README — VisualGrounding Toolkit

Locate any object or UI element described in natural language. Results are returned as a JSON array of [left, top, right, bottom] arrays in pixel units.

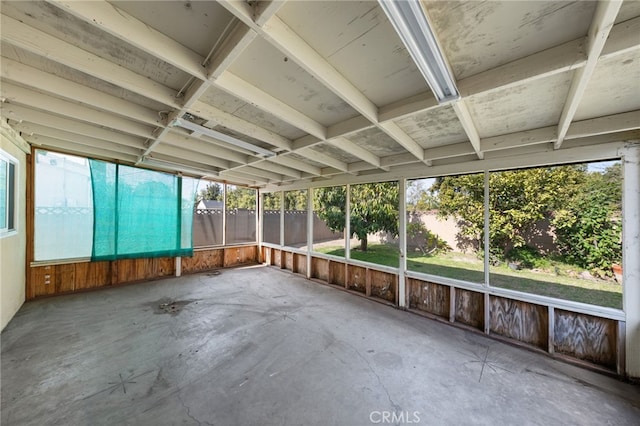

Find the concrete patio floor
[[1, 265, 639, 425]]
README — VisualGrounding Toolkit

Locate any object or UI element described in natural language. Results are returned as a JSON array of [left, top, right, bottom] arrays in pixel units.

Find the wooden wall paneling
[[75, 261, 110, 290], [329, 261, 345, 286], [347, 265, 366, 294], [449, 287, 456, 322], [31, 265, 55, 297], [408, 278, 421, 310], [490, 296, 548, 350], [116, 259, 137, 284], [455, 289, 484, 330], [310, 257, 329, 281], [413, 280, 450, 318], [223, 246, 257, 267], [370, 270, 396, 303], [182, 249, 224, 274], [272, 249, 282, 268], [365, 269, 372, 296], [284, 251, 294, 271], [54, 263, 75, 293], [617, 322, 626, 376], [155, 257, 175, 278], [554, 309, 617, 369], [294, 253, 307, 275], [263, 247, 271, 265]]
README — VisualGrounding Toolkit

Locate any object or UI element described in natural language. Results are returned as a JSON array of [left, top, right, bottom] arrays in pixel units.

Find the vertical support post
[[449, 286, 456, 323], [307, 187, 313, 279], [257, 189, 262, 262], [345, 184, 351, 261], [483, 170, 491, 335], [175, 257, 181, 277], [548, 306, 555, 354], [279, 190, 285, 247], [618, 321, 626, 377], [623, 144, 640, 378], [399, 178, 407, 308], [483, 170, 490, 287], [222, 184, 227, 246]]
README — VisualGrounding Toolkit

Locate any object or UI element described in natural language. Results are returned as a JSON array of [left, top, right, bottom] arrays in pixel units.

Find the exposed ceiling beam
[[152, 143, 229, 170], [25, 134, 140, 162], [424, 142, 477, 161], [566, 110, 640, 139], [215, 72, 327, 140], [162, 131, 249, 165], [254, 1, 287, 27], [297, 147, 350, 173], [1, 82, 155, 139], [267, 155, 322, 176], [9, 121, 145, 154], [328, 137, 387, 170], [0, 103, 146, 148], [377, 122, 425, 161], [249, 161, 303, 179], [1, 14, 180, 109], [451, 101, 483, 159], [207, 22, 257, 80], [219, 169, 270, 185], [221, 165, 283, 182], [47, 0, 208, 80], [555, 0, 622, 149], [1, 58, 160, 127]]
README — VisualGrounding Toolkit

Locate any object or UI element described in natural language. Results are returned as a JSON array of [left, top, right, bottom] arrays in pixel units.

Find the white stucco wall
[[0, 131, 27, 331]]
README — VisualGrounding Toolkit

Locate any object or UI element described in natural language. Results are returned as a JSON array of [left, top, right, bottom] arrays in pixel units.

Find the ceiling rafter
[[555, 0, 623, 149], [218, 0, 427, 165]]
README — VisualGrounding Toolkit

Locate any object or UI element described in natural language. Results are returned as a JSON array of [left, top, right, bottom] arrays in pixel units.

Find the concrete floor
[[1, 266, 639, 426]]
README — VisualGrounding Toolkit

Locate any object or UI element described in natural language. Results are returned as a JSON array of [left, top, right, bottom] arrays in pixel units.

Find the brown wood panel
[[554, 309, 617, 369], [223, 246, 258, 267], [31, 265, 55, 297], [273, 249, 282, 268], [182, 249, 224, 274], [455, 289, 484, 330], [262, 247, 271, 265], [347, 265, 366, 293], [294, 253, 307, 275], [408, 279, 450, 318], [329, 261, 345, 286], [54, 264, 75, 293], [155, 257, 175, 277], [490, 296, 548, 349], [370, 270, 396, 303], [115, 259, 139, 283], [284, 251, 294, 271], [311, 257, 329, 281], [74, 261, 110, 290]]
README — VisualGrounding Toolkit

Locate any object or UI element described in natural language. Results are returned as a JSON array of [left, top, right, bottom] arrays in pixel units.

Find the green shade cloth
[[90, 160, 197, 260]]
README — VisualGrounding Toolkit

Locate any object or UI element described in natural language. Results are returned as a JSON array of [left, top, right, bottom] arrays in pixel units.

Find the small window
[[0, 149, 17, 236]]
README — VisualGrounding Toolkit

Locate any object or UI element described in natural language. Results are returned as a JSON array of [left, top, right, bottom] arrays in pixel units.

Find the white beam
[[298, 147, 349, 173], [254, 1, 287, 27], [566, 110, 640, 140], [152, 143, 230, 170], [1, 15, 180, 109], [250, 161, 302, 179], [162, 131, 249, 165], [378, 121, 425, 161], [328, 137, 385, 170], [222, 165, 283, 182], [207, 22, 257, 80], [189, 101, 292, 151], [452, 101, 483, 159], [0, 57, 160, 126], [215, 72, 327, 140], [25, 134, 139, 162], [9, 121, 145, 153], [1, 82, 155, 139], [267, 155, 322, 176], [220, 169, 270, 185], [601, 15, 640, 59], [481, 127, 556, 152], [0, 103, 146, 147], [48, 0, 207, 80], [424, 142, 476, 161], [555, 0, 623, 149]]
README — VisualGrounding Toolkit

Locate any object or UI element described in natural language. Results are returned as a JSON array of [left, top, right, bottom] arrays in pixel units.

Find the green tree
[[314, 183, 399, 251], [226, 186, 256, 210], [284, 190, 307, 210], [552, 163, 622, 276], [197, 182, 222, 202], [433, 167, 586, 259], [263, 192, 281, 210]]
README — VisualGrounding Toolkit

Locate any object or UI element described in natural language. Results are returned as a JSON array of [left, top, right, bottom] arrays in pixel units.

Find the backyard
[[315, 243, 623, 309]]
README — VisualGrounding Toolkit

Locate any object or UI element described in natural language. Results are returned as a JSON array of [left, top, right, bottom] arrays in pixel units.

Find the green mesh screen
[[90, 160, 197, 260]]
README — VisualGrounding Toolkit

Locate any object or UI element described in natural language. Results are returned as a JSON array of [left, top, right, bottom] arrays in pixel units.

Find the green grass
[[315, 244, 622, 309]]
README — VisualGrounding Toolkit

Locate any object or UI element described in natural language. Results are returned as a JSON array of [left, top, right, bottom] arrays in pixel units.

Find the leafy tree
[[407, 179, 439, 212], [433, 167, 586, 259], [262, 192, 281, 210], [284, 190, 308, 211], [314, 183, 399, 251], [226, 186, 256, 210], [552, 164, 622, 276], [197, 182, 222, 202]]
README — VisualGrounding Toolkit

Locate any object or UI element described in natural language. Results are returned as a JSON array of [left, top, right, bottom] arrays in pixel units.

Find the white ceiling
[[1, 0, 639, 189]]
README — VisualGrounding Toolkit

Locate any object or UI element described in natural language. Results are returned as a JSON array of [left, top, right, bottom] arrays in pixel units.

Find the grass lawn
[[316, 244, 622, 309]]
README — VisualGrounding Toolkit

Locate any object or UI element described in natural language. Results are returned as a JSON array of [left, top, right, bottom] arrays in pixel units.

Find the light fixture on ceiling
[[171, 118, 276, 158], [378, 0, 460, 104]]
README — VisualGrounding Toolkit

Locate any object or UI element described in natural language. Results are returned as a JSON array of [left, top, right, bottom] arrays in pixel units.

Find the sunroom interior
[[1, 0, 639, 423]]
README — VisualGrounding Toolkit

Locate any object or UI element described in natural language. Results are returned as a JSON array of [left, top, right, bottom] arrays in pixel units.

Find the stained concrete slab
[[2, 265, 639, 425]]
